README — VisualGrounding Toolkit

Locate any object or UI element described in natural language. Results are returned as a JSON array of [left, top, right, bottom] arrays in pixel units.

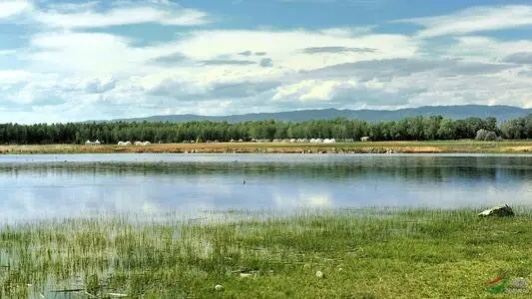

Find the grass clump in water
[[0, 209, 531, 298]]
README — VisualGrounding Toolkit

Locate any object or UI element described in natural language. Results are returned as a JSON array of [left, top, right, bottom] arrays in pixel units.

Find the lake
[[0, 154, 530, 222]]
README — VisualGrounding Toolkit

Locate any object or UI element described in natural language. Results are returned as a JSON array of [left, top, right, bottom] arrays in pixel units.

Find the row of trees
[[0, 115, 530, 144]]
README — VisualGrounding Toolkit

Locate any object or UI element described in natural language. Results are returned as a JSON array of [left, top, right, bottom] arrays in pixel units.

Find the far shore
[[0, 140, 531, 154]]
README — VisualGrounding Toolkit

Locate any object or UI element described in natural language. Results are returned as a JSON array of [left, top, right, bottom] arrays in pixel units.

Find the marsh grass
[[1, 209, 531, 298], [1, 140, 531, 155]]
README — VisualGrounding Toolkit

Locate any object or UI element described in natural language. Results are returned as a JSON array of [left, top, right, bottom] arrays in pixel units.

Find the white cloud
[[273, 80, 348, 102], [449, 36, 532, 62], [271, 77, 420, 108], [0, 0, 209, 28], [0, 0, 32, 19], [83, 78, 116, 94], [175, 30, 417, 71], [0, 70, 33, 85], [10, 26, 532, 121], [27, 32, 139, 74], [0, 49, 17, 56], [1, 2, 532, 122], [21, 27, 416, 94], [401, 5, 532, 38], [404, 70, 532, 108], [34, 3, 209, 28]]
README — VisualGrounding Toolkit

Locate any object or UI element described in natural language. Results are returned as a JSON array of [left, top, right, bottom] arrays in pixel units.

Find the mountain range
[[115, 105, 531, 123]]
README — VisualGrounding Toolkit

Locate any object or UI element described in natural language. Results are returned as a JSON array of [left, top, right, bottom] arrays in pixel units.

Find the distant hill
[[115, 105, 531, 123]]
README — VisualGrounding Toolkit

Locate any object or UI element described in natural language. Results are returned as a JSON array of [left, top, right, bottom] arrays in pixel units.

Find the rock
[[315, 271, 324, 278], [509, 277, 528, 290], [478, 205, 515, 217], [107, 293, 128, 298], [214, 284, 224, 291]]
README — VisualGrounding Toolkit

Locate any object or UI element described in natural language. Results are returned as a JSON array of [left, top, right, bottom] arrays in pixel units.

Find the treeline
[[0, 115, 530, 144]]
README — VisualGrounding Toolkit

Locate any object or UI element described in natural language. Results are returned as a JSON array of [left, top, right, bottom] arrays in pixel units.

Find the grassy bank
[[1, 209, 531, 298], [0, 140, 531, 155]]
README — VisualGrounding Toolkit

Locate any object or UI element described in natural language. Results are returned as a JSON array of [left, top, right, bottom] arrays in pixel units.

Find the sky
[[0, 0, 531, 123]]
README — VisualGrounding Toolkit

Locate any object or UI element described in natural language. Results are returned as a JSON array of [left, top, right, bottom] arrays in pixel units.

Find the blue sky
[[0, 0, 531, 123]]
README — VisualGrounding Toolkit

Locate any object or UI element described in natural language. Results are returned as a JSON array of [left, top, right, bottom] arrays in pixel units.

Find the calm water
[[0, 154, 530, 221]]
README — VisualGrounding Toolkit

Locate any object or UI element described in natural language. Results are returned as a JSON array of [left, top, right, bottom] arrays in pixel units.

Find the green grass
[[1, 209, 531, 298]]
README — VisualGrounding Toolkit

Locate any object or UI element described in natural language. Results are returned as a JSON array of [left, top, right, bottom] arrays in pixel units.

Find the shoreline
[[1, 209, 531, 298], [0, 140, 531, 155]]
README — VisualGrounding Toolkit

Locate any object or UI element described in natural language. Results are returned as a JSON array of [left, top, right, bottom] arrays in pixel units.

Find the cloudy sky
[[0, 0, 531, 123]]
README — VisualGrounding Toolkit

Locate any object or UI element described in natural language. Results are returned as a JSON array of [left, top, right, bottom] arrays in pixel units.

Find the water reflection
[[0, 154, 530, 221]]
